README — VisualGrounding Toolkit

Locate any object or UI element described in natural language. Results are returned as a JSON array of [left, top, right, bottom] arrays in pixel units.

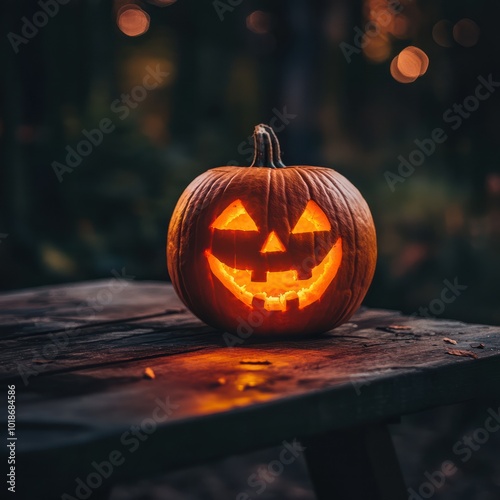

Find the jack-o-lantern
[[167, 125, 377, 336]]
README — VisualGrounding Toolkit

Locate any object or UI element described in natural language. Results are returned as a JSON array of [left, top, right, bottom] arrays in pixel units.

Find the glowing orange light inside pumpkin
[[207, 199, 342, 311], [117, 6, 150, 37], [292, 200, 332, 234], [211, 200, 258, 231], [205, 238, 342, 312], [260, 231, 286, 253]]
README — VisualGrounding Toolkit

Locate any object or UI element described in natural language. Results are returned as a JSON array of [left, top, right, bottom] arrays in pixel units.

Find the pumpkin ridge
[[173, 172, 225, 308], [264, 166, 272, 270], [326, 170, 375, 324], [277, 167, 291, 242], [333, 175, 360, 325], [168, 173, 213, 308], [338, 173, 376, 320], [317, 168, 358, 326]]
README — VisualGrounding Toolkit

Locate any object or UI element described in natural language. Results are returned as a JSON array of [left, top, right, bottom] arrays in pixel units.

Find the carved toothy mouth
[[205, 238, 342, 311]]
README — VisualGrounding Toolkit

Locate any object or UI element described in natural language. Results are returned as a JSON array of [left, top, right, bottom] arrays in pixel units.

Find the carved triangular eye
[[291, 200, 331, 234], [211, 200, 259, 231]]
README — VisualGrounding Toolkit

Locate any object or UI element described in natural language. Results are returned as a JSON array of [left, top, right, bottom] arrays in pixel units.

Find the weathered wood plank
[[1, 281, 499, 499], [0, 280, 185, 337]]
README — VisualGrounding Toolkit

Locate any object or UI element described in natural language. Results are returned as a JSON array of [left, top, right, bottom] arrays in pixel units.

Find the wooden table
[[1, 280, 499, 500]]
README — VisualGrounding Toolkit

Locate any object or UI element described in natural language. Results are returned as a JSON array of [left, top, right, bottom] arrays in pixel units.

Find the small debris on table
[[447, 349, 478, 360], [143, 367, 156, 379], [470, 343, 485, 349], [217, 377, 227, 385], [443, 338, 457, 345], [239, 360, 272, 365]]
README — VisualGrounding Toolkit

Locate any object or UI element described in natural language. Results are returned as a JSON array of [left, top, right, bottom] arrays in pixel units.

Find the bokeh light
[[453, 18, 480, 47], [122, 54, 173, 89], [404, 46, 429, 76], [391, 15, 410, 38], [391, 46, 428, 83], [432, 20, 453, 47], [397, 50, 421, 79], [363, 38, 391, 63], [117, 6, 150, 37], [362, 0, 417, 62], [390, 56, 417, 84], [246, 11, 271, 35]]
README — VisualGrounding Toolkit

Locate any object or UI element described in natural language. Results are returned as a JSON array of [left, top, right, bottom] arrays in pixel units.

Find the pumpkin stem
[[250, 124, 286, 168]]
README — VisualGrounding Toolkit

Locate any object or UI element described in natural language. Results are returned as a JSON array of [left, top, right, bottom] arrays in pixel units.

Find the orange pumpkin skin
[[167, 125, 377, 336]]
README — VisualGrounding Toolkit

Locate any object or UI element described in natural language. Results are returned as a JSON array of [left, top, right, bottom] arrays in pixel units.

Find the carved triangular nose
[[260, 231, 286, 253]]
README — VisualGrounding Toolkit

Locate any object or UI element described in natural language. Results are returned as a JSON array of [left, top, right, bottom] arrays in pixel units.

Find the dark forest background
[[1, 0, 500, 327], [2, 2, 500, 499]]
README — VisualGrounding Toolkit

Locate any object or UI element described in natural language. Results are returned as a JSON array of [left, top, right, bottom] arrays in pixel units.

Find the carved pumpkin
[[167, 125, 377, 336]]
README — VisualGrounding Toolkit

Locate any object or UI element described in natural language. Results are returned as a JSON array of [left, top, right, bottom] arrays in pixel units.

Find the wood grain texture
[[1, 280, 499, 499]]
